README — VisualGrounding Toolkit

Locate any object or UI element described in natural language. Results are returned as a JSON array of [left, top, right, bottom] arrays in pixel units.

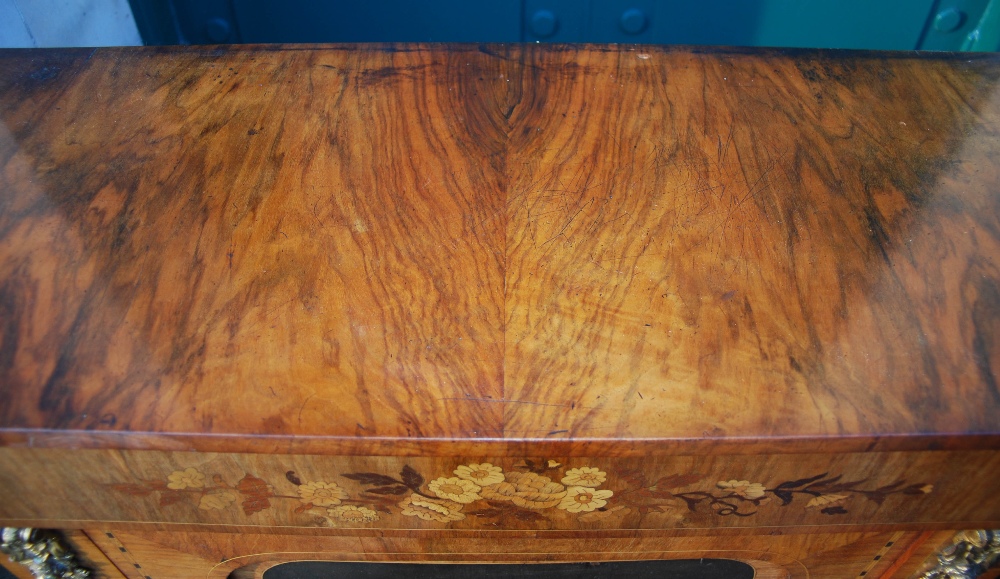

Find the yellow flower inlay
[[329, 505, 379, 523], [199, 490, 237, 510], [560, 467, 607, 488], [479, 471, 567, 509], [398, 495, 466, 522], [298, 481, 348, 506], [558, 486, 613, 513], [428, 477, 481, 504], [454, 463, 504, 486], [166, 468, 205, 490]]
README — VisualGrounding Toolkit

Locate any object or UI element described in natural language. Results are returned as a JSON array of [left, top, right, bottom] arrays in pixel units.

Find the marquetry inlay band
[[0, 528, 91, 579], [919, 530, 1000, 579]]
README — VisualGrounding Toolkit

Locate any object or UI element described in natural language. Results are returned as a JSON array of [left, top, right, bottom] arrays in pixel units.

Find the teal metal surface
[[129, 0, 1000, 51], [232, 0, 520, 43], [521, 0, 1000, 50], [962, 0, 1000, 51], [921, 0, 997, 50], [749, 0, 936, 49]]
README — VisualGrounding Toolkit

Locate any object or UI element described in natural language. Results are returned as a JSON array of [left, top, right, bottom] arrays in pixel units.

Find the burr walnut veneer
[[1, 44, 999, 578]]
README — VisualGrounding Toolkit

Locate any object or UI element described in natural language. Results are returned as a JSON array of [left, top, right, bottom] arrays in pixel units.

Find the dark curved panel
[[261, 559, 755, 579]]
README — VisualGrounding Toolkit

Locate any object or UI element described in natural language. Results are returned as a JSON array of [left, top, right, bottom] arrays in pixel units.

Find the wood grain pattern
[[0, 46, 512, 444], [0, 448, 995, 531], [2, 45, 1000, 456], [502, 48, 1000, 444], [63, 530, 128, 579], [2, 43, 999, 578], [83, 528, 946, 579]]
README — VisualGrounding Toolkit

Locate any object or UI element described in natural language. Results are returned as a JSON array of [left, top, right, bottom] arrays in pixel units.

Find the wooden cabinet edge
[[9, 526, 1000, 579], [65, 528, 950, 579], [66, 531, 127, 579], [3, 432, 1000, 457]]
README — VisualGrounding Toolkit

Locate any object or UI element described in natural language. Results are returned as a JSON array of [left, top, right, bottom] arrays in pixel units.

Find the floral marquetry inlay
[[108, 459, 934, 528]]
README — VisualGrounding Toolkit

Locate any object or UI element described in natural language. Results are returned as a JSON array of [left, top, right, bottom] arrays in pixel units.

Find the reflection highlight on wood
[[0, 46, 999, 455]]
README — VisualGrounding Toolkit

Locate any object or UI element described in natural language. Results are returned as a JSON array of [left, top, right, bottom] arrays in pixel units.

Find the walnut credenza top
[[0, 45, 999, 546]]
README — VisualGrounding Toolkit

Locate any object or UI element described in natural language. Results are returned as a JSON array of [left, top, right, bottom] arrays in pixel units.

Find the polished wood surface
[[81, 528, 954, 579], [1, 448, 993, 532], [1, 43, 999, 579], [1, 46, 999, 456], [62, 530, 127, 579]]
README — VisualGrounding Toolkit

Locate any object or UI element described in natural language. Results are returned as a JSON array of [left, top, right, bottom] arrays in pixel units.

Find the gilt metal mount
[[0, 528, 91, 579], [919, 530, 1000, 579]]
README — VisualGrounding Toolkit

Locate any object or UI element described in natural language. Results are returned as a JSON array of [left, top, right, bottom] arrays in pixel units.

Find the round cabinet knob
[[933, 8, 965, 32], [620, 8, 648, 35], [530, 10, 559, 38], [205, 18, 232, 43]]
